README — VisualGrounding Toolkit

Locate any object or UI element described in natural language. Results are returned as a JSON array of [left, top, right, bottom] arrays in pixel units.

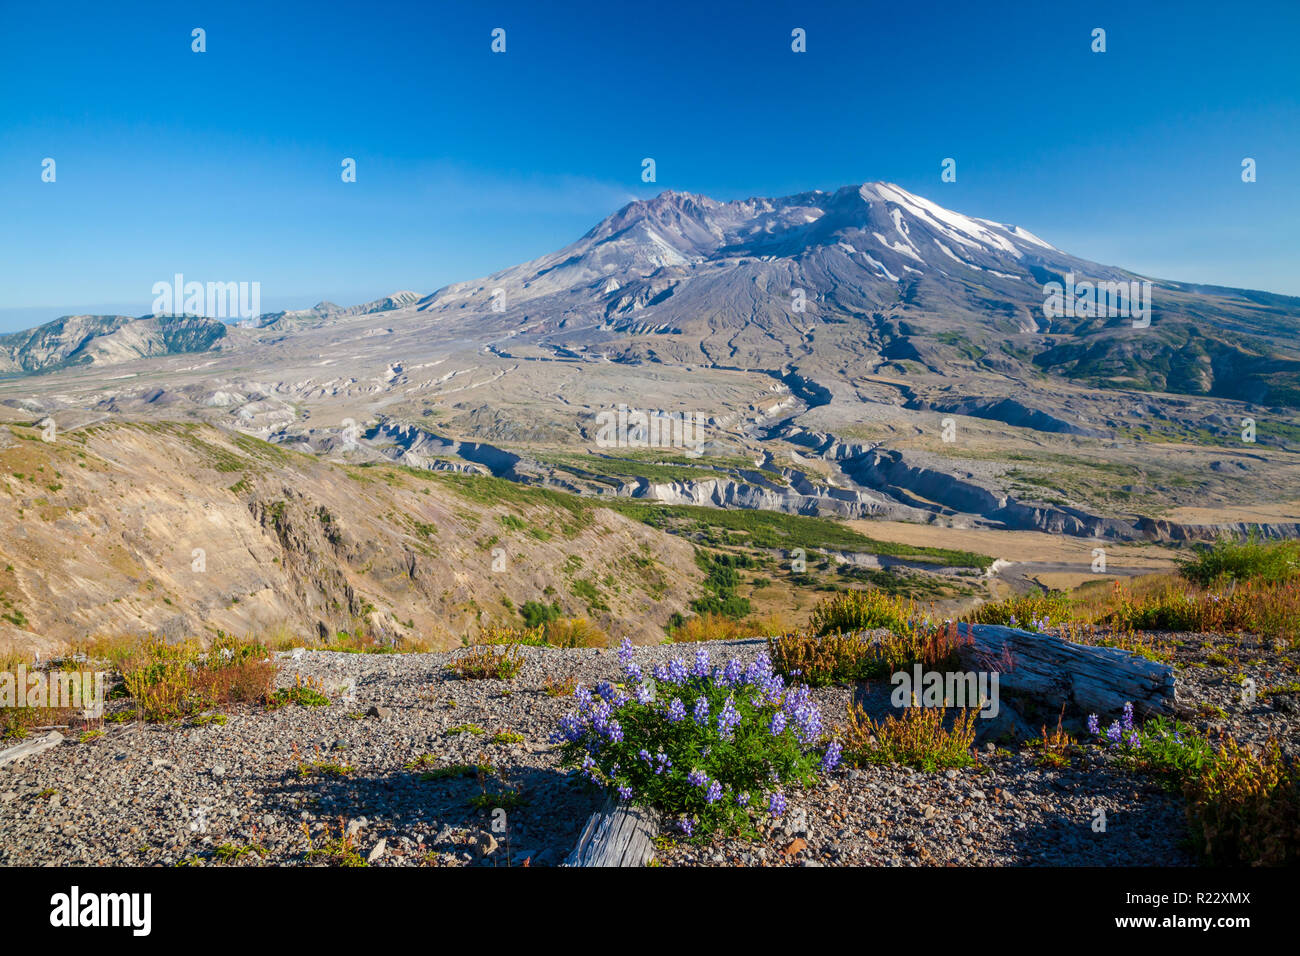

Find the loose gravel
[[0, 632, 1294, 867]]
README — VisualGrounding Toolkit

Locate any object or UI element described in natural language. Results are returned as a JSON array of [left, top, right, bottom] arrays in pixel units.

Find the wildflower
[[617, 638, 643, 683], [736, 792, 750, 808], [679, 817, 694, 837], [769, 791, 787, 818], [688, 769, 709, 788], [769, 711, 787, 736], [617, 785, 633, 801], [821, 740, 842, 772], [716, 696, 741, 740], [667, 658, 688, 684], [1121, 701, 1134, 732], [705, 780, 723, 804], [666, 698, 686, 723], [692, 647, 710, 678], [1086, 713, 1100, 736], [692, 696, 710, 726]]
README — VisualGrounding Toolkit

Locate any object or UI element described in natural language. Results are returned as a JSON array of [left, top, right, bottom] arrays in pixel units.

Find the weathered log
[[0, 730, 64, 769], [956, 622, 1174, 718], [565, 799, 658, 867]]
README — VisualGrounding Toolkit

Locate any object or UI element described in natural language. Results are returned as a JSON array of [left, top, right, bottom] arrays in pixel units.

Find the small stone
[[346, 817, 368, 837], [366, 705, 391, 720], [210, 766, 225, 780], [783, 837, 807, 857], [367, 838, 387, 863], [473, 831, 498, 858]]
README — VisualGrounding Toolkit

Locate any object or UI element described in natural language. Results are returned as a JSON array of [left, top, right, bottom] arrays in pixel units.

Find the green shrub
[[808, 589, 913, 637], [1185, 737, 1300, 866], [842, 701, 978, 772], [555, 641, 838, 838], [1178, 537, 1300, 587]]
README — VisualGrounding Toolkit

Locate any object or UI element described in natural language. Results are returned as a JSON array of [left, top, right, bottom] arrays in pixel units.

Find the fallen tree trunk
[[0, 731, 64, 769], [957, 622, 1174, 719], [565, 799, 658, 867]]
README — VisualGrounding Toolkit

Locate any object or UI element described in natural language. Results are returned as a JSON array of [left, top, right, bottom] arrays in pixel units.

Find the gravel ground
[[0, 632, 1294, 867]]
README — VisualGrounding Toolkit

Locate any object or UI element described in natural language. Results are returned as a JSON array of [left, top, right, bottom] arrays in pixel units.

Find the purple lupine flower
[[736, 792, 750, 808], [688, 768, 709, 788], [716, 696, 741, 740], [1126, 730, 1140, 748], [1121, 701, 1134, 732], [638, 748, 652, 765], [692, 647, 710, 678], [1106, 721, 1122, 745], [679, 817, 694, 837], [722, 657, 744, 686], [594, 681, 617, 702], [667, 658, 688, 684], [652, 663, 671, 682], [821, 740, 842, 772], [705, 780, 723, 804], [666, 697, 686, 723], [655, 751, 671, 774], [693, 696, 710, 726], [769, 710, 787, 736], [617, 638, 642, 682], [745, 653, 775, 688], [1087, 713, 1100, 736], [769, 791, 787, 817], [782, 685, 823, 744], [553, 712, 582, 743]]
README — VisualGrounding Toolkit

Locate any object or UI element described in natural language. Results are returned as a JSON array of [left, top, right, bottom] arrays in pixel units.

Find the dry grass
[[88, 633, 277, 722], [543, 674, 578, 698], [841, 699, 979, 771], [1027, 708, 1077, 768], [669, 612, 783, 643], [447, 644, 524, 680], [541, 617, 608, 648], [1185, 736, 1300, 866], [769, 617, 968, 686]]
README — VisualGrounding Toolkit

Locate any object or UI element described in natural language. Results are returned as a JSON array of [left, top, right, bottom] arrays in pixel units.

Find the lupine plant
[[553, 639, 839, 838], [1087, 702, 1215, 783]]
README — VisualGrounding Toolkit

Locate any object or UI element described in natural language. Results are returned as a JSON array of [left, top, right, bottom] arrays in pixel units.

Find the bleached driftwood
[[565, 799, 658, 867], [957, 622, 1174, 718], [0, 730, 64, 769]]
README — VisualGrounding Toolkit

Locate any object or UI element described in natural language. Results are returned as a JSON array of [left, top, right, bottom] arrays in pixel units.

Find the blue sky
[[1, 0, 1297, 332]]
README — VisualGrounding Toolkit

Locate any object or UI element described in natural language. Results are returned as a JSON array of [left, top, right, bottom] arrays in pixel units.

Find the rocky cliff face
[[0, 420, 700, 656]]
